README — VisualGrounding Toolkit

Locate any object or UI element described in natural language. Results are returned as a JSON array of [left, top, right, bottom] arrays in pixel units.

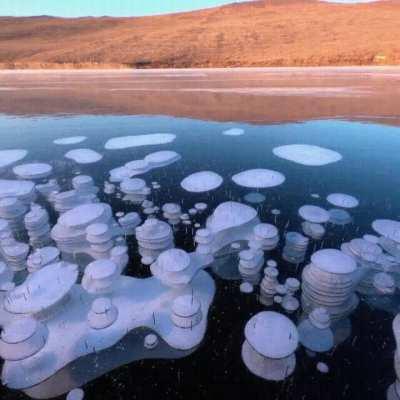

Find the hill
[[0, 0, 399, 68]]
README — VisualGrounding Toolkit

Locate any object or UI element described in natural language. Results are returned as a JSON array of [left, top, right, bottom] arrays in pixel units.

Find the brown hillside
[[0, 0, 399, 68]]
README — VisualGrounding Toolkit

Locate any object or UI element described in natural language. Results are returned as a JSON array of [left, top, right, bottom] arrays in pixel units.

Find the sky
[[0, 0, 380, 17]]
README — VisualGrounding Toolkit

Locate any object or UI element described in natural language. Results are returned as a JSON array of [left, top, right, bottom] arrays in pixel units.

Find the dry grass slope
[[0, 0, 399, 68]]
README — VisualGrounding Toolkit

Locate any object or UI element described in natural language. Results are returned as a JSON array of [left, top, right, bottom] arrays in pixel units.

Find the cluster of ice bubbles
[[1, 138, 400, 400]]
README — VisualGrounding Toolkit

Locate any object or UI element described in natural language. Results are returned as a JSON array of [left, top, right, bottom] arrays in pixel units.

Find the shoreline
[[1, 66, 400, 74]]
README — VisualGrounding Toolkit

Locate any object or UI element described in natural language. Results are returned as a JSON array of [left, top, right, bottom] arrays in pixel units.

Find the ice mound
[[0, 150, 27, 172], [206, 201, 259, 252], [273, 144, 342, 166], [105, 134, 176, 150], [242, 311, 298, 381], [222, 128, 245, 136], [13, 163, 53, 180], [54, 136, 87, 145], [181, 171, 223, 193], [65, 149, 103, 164], [232, 169, 285, 188]]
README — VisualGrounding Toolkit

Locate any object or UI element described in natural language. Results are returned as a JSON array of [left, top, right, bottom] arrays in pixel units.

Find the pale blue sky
[[1, 0, 380, 17]]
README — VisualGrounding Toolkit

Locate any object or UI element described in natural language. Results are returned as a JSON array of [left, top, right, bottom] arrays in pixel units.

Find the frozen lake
[[1, 68, 400, 400]]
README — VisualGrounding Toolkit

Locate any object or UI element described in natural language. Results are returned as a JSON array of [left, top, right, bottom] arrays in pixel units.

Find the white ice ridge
[[53, 137, 87, 145], [109, 150, 181, 182], [104, 134, 176, 150], [13, 163, 53, 180], [1, 271, 215, 390], [273, 144, 343, 166], [0, 150, 28, 172], [65, 149, 103, 164], [0, 179, 36, 204]]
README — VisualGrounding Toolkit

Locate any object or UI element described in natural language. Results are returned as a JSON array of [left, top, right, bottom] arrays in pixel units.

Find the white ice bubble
[[299, 205, 330, 224], [327, 193, 359, 209], [105, 134, 176, 150], [232, 169, 285, 189], [65, 149, 103, 164], [0, 150, 28, 171], [181, 171, 223, 193], [273, 144, 342, 166], [222, 128, 245, 136], [53, 136, 87, 145]]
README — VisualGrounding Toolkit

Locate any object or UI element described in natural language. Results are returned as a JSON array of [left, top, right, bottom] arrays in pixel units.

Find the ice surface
[[273, 144, 342, 166], [105, 134, 176, 150]]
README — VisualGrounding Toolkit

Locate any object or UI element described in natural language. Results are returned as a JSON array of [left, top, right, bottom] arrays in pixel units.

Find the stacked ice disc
[[135, 218, 174, 265], [72, 175, 99, 199], [0, 239, 29, 271], [53, 190, 90, 213], [0, 197, 27, 234], [151, 248, 198, 287], [0, 318, 48, 361], [301, 249, 358, 321], [162, 203, 182, 226], [248, 223, 279, 251], [86, 223, 114, 258], [110, 245, 129, 273], [24, 205, 52, 248], [13, 163, 53, 180], [170, 294, 202, 329], [87, 297, 118, 330], [298, 307, 334, 353], [26, 246, 60, 273], [36, 179, 60, 199], [341, 237, 383, 294], [373, 272, 395, 295], [120, 178, 150, 204], [259, 266, 279, 306], [241, 311, 299, 381], [0, 261, 14, 289], [302, 221, 325, 240], [82, 259, 120, 294], [238, 249, 264, 284], [282, 232, 310, 264], [372, 219, 400, 261], [118, 212, 141, 235], [0, 179, 36, 205], [0, 218, 13, 240], [51, 203, 113, 254], [194, 228, 214, 263]]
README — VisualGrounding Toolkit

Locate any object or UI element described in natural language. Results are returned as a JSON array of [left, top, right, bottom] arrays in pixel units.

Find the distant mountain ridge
[[0, 0, 399, 68]]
